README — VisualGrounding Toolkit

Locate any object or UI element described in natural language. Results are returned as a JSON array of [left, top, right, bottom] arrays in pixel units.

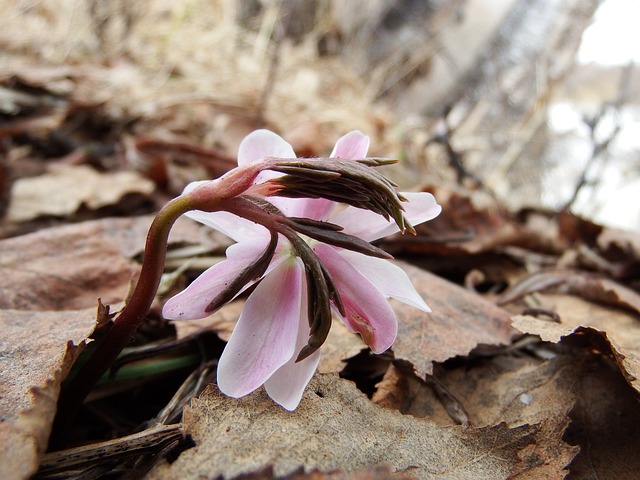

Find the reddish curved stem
[[51, 195, 197, 445]]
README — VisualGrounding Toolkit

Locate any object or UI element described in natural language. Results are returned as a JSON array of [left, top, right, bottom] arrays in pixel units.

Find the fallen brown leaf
[[0, 215, 211, 310], [597, 226, 640, 264], [317, 320, 367, 374], [0, 307, 97, 480], [374, 355, 581, 478], [499, 269, 640, 315], [375, 353, 581, 425], [148, 374, 561, 480], [392, 261, 516, 376], [7, 164, 155, 222], [0, 219, 142, 310], [382, 186, 520, 256], [373, 363, 459, 425]]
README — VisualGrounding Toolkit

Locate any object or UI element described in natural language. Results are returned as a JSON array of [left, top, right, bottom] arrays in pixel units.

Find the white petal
[[216, 258, 305, 398]]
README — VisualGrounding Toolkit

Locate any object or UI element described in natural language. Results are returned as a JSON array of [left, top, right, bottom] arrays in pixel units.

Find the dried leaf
[[373, 363, 454, 424], [572, 276, 640, 314], [317, 320, 366, 374], [392, 261, 516, 376], [0, 215, 208, 310], [0, 220, 141, 310], [374, 355, 581, 478], [0, 215, 211, 477], [512, 292, 640, 394], [7, 164, 155, 222], [0, 308, 96, 480], [148, 374, 560, 480], [499, 269, 640, 315]]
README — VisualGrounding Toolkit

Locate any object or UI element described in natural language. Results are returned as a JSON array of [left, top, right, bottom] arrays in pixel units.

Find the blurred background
[[1, 0, 638, 230]]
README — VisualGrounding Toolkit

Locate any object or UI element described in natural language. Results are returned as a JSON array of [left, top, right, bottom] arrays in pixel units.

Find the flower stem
[[51, 194, 198, 446]]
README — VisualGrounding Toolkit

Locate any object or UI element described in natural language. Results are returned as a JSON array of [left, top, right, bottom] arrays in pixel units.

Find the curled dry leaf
[[0, 308, 97, 480], [392, 261, 516, 376], [0, 214, 214, 477], [316, 320, 367, 374], [148, 374, 562, 480], [512, 292, 640, 394], [7, 164, 155, 222], [373, 363, 465, 426]]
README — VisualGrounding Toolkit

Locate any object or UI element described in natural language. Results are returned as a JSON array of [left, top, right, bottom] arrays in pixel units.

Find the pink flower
[[162, 130, 441, 410]]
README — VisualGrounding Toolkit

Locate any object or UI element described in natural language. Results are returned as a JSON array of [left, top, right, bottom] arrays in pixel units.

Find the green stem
[[51, 194, 197, 445]]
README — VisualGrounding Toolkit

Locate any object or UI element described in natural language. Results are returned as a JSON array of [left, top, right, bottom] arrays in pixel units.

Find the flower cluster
[[163, 130, 441, 410]]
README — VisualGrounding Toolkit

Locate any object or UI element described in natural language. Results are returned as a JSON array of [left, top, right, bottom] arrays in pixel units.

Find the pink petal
[[217, 258, 305, 398], [330, 131, 370, 159], [330, 191, 442, 242], [314, 243, 397, 353], [162, 237, 273, 320], [237, 129, 296, 167], [264, 277, 321, 410], [336, 250, 430, 312]]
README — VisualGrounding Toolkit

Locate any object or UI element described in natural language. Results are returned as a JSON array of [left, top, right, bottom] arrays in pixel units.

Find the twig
[[563, 62, 634, 210], [38, 424, 184, 476], [426, 106, 496, 197]]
